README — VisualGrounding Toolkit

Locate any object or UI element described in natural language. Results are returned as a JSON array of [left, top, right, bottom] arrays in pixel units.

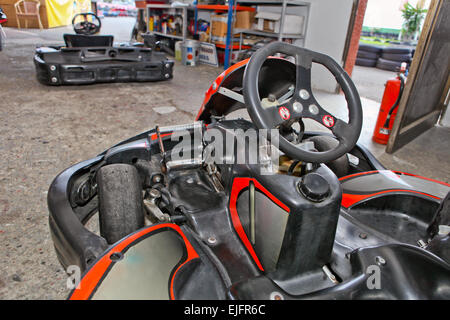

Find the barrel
[[180, 40, 200, 66]]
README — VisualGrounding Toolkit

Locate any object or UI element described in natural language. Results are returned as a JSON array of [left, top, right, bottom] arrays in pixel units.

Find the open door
[[386, 0, 450, 153]]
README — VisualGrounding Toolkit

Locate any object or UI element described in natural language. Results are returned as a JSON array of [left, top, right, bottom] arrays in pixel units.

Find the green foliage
[[401, 2, 427, 37]]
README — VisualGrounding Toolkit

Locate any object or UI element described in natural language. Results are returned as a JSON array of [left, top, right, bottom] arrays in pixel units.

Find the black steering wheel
[[243, 41, 363, 164], [72, 12, 101, 35]]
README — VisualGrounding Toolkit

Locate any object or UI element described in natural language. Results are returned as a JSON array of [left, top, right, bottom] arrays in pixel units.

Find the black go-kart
[[48, 42, 450, 300], [34, 13, 174, 86]]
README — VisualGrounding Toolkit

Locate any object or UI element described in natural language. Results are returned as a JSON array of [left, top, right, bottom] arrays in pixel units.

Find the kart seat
[[63, 34, 114, 48]]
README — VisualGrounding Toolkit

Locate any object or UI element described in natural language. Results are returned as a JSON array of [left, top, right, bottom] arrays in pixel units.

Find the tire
[[97, 164, 145, 244], [355, 57, 377, 67], [376, 58, 403, 72], [381, 52, 412, 62], [381, 47, 412, 54], [358, 44, 382, 53], [307, 136, 349, 178], [357, 50, 379, 60]]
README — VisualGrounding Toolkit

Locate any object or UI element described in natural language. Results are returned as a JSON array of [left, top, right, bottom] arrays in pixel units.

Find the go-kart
[[48, 42, 450, 300], [34, 13, 174, 86]]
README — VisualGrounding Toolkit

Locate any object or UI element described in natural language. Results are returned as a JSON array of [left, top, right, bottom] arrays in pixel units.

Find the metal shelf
[[237, 0, 309, 5], [215, 43, 252, 49], [146, 4, 193, 10], [234, 28, 305, 39], [196, 4, 256, 12], [152, 31, 185, 40]]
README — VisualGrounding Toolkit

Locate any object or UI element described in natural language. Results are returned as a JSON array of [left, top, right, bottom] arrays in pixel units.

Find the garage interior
[[0, 0, 448, 300]]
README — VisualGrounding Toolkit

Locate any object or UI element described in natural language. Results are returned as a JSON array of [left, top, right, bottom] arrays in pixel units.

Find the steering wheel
[[243, 41, 363, 164], [72, 12, 101, 35]]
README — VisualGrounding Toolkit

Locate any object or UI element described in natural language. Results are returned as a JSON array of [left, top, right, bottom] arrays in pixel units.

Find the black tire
[[307, 136, 350, 178], [357, 50, 379, 60], [376, 58, 403, 72], [97, 164, 145, 244], [381, 47, 412, 54], [381, 52, 412, 62], [355, 57, 377, 67], [358, 44, 382, 53]]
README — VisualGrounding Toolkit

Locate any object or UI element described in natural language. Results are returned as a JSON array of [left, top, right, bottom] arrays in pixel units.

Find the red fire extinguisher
[[372, 65, 407, 144]]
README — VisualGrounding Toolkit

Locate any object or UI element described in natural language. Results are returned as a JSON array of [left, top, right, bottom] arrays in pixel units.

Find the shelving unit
[[229, 0, 310, 68], [143, 2, 254, 68], [140, 1, 310, 70], [235, 0, 310, 42], [145, 4, 193, 42], [195, 1, 256, 69]]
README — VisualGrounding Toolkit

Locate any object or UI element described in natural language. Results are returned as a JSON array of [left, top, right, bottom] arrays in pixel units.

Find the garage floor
[[0, 19, 448, 299]]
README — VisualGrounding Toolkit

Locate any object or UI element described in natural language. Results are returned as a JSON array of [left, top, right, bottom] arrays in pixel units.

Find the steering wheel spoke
[[303, 101, 339, 129], [294, 63, 313, 99]]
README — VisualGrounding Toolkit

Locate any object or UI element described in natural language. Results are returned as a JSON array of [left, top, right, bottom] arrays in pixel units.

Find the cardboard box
[[211, 14, 228, 38], [211, 11, 256, 37], [234, 11, 255, 30]]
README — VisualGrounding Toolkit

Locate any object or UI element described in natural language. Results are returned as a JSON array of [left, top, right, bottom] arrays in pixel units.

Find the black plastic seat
[[63, 34, 114, 48]]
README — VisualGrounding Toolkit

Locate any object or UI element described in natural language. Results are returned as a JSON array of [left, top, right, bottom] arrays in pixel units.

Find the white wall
[[440, 90, 450, 127], [304, 0, 355, 93], [441, 107, 450, 127]]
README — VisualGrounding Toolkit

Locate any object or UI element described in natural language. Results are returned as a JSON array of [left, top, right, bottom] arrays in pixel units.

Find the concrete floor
[[352, 65, 396, 103], [0, 18, 448, 300]]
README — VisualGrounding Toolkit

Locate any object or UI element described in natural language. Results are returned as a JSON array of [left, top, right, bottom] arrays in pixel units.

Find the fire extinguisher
[[372, 64, 407, 144]]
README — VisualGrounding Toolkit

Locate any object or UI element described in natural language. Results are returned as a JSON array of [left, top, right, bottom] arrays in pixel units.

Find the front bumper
[[34, 46, 174, 86]]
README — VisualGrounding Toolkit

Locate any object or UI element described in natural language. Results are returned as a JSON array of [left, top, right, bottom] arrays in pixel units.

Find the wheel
[[381, 52, 412, 62], [357, 50, 379, 60], [97, 164, 145, 244], [358, 44, 382, 53], [356, 57, 377, 67], [307, 135, 349, 177], [376, 58, 403, 72]]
